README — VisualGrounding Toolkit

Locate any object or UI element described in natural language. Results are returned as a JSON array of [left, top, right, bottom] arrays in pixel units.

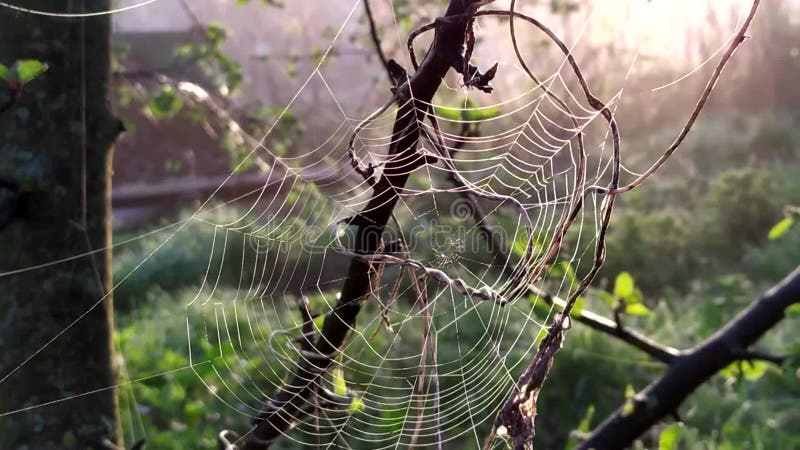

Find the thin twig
[[354, 252, 508, 305], [362, 0, 391, 79], [530, 286, 680, 364], [584, 0, 762, 194]]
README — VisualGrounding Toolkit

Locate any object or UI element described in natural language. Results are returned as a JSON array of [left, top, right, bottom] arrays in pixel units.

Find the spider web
[[0, 0, 748, 448], [175, 4, 620, 447]]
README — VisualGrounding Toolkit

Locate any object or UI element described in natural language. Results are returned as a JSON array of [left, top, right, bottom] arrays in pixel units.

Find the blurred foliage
[[107, 1, 800, 448], [174, 24, 242, 97], [593, 112, 800, 296], [145, 85, 184, 119], [0, 59, 48, 85], [110, 108, 800, 448], [111, 0, 302, 178]]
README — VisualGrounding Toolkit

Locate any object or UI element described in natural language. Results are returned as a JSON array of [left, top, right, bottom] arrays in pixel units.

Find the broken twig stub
[[489, 315, 566, 450]]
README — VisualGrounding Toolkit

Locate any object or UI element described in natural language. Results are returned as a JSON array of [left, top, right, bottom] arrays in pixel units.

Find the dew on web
[[0, 0, 760, 448]]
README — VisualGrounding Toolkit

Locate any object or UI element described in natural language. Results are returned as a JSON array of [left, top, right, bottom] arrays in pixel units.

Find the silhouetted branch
[[579, 266, 800, 450], [363, 0, 391, 79]]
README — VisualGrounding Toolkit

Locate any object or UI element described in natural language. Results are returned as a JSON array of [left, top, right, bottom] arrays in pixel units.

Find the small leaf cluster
[[175, 24, 243, 96]]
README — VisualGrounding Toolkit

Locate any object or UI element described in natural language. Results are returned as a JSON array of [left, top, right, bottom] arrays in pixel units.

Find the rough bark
[[0, 2, 122, 448]]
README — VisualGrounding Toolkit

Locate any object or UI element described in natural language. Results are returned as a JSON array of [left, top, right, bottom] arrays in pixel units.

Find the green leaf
[[533, 328, 548, 347], [146, 85, 184, 119], [740, 360, 768, 381], [621, 384, 636, 417], [658, 423, 685, 450], [787, 304, 800, 318], [570, 296, 586, 318], [432, 105, 463, 121], [595, 290, 617, 307], [433, 99, 501, 122], [205, 24, 228, 45], [332, 368, 347, 395], [463, 105, 501, 121], [614, 272, 635, 299], [348, 396, 364, 413], [621, 399, 635, 417], [720, 360, 769, 381], [313, 314, 325, 330], [626, 288, 644, 304], [625, 303, 652, 316], [720, 362, 738, 379], [625, 384, 635, 399], [768, 217, 794, 240], [14, 59, 48, 84], [577, 404, 594, 432], [1, 60, 48, 84]]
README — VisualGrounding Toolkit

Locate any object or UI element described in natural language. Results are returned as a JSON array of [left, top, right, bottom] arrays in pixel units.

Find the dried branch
[[355, 252, 508, 305], [407, 275, 443, 449], [484, 315, 567, 450], [530, 286, 681, 364], [230, 2, 494, 447], [580, 266, 800, 450], [474, 8, 621, 313]]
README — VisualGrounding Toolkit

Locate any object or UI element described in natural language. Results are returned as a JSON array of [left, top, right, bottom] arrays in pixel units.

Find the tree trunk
[[0, 2, 122, 448]]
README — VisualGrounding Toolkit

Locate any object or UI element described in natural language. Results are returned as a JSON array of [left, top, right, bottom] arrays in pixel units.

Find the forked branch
[[579, 267, 800, 450]]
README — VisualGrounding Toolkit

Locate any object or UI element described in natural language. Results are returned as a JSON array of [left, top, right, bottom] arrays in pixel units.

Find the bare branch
[[530, 286, 681, 364], [580, 266, 800, 450], [362, 0, 391, 80], [355, 252, 508, 305]]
